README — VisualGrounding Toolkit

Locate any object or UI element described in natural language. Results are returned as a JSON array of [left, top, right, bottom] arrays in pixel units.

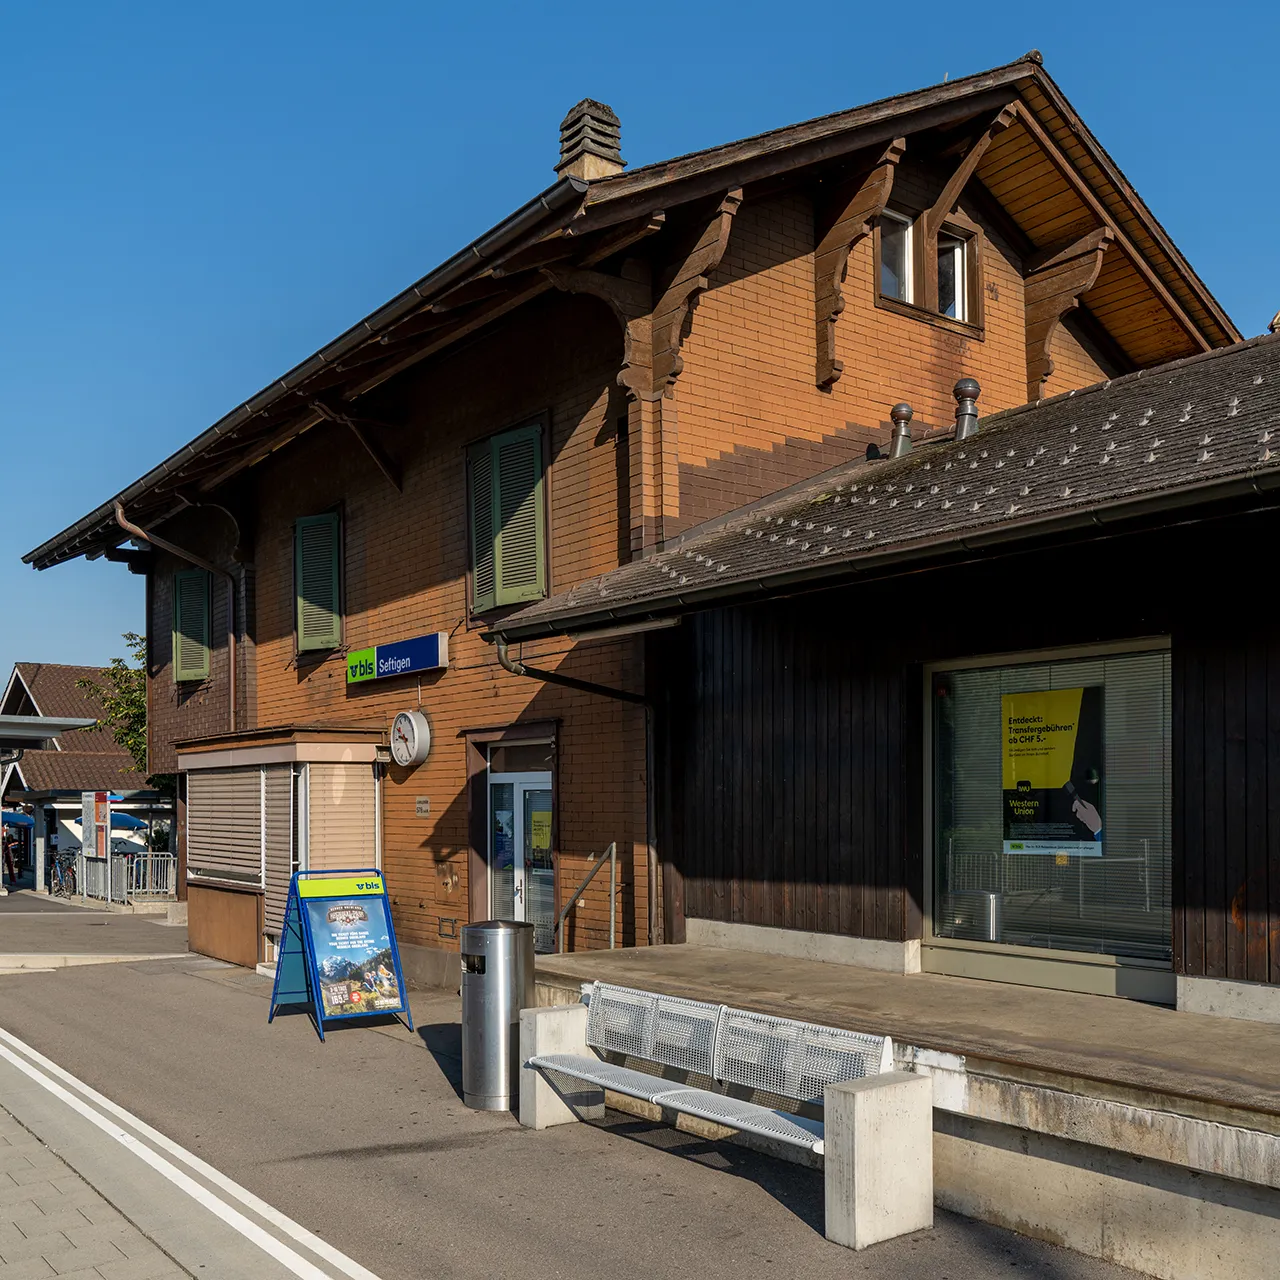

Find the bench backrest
[[587, 982, 721, 1079], [586, 982, 892, 1101]]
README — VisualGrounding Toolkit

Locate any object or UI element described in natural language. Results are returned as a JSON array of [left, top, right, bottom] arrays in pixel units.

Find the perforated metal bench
[[526, 981, 893, 1155]]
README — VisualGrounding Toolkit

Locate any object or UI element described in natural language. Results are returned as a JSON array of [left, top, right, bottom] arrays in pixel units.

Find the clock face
[[391, 711, 430, 767]]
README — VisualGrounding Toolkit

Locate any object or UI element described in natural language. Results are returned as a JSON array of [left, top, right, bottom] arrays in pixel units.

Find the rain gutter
[[25, 177, 589, 571]]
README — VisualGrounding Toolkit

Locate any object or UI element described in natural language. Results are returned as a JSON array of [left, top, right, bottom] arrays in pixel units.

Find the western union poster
[[1002, 687, 1104, 856]]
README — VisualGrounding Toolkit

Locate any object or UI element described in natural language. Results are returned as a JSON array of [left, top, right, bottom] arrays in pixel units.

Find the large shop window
[[932, 649, 1171, 962]]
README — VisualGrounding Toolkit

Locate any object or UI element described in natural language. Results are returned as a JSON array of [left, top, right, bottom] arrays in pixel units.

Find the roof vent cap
[[556, 99, 625, 181], [889, 403, 914, 457], [954, 377, 981, 440]]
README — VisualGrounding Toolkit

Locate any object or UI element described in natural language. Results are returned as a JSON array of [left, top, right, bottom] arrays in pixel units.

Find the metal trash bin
[[460, 920, 535, 1111]]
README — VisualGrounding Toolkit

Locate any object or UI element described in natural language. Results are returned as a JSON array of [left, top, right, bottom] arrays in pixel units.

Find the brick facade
[[147, 147, 1165, 963]]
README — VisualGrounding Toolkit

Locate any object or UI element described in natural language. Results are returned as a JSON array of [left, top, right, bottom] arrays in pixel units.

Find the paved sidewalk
[[0, 906, 186, 971], [0, 1106, 184, 1279]]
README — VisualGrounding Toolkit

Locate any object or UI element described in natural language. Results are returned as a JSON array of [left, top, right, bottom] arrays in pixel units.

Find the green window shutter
[[295, 513, 342, 651], [493, 425, 546, 605], [172, 570, 210, 683], [468, 442, 497, 614]]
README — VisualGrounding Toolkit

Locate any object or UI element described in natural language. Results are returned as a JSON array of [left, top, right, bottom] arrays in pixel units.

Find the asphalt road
[[0, 957, 1144, 1280]]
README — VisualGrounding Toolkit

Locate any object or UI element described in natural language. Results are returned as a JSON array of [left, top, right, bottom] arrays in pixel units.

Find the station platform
[[536, 943, 1280, 1280]]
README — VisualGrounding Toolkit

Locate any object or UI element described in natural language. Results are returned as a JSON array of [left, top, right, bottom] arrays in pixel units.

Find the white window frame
[[879, 209, 914, 305], [937, 230, 968, 322]]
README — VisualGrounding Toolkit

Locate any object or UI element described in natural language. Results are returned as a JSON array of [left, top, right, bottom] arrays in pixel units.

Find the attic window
[[938, 231, 968, 321], [876, 209, 983, 333], [879, 210, 913, 303]]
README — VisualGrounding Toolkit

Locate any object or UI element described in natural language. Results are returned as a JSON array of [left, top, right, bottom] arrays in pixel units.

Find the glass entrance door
[[487, 771, 554, 952]]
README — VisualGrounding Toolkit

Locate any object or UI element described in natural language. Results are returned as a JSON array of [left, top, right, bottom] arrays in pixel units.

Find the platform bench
[[520, 982, 933, 1250]]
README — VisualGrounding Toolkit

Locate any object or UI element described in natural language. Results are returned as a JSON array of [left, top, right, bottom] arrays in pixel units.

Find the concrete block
[[824, 1071, 933, 1250], [518, 1004, 604, 1130], [1177, 974, 1280, 1025], [684, 918, 921, 973]]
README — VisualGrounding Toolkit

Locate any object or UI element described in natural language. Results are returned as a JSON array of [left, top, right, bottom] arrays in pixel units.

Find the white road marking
[[0, 1026, 382, 1280]]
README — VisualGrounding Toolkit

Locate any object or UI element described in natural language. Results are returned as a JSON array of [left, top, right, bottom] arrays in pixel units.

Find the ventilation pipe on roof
[[889, 403, 914, 457], [954, 377, 981, 440], [113, 503, 237, 734]]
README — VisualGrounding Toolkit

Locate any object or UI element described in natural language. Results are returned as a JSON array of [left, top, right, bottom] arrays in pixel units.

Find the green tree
[[76, 633, 176, 801]]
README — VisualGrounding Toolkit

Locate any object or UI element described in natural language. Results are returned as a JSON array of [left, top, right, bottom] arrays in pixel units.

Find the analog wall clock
[[390, 710, 431, 767]]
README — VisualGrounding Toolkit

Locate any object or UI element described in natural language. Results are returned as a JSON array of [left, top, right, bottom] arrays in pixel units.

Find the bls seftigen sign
[[347, 631, 448, 684]]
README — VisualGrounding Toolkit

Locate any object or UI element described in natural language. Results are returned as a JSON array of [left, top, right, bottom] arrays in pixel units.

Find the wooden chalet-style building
[[27, 51, 1271, 1015]]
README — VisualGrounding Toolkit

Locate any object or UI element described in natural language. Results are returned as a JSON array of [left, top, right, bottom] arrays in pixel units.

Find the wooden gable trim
[[1007, 104, 1213, 357]]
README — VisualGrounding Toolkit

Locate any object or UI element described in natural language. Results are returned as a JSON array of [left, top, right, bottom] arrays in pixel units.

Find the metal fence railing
[[74, 852, 177, 904], [130, 853, 177, 897]]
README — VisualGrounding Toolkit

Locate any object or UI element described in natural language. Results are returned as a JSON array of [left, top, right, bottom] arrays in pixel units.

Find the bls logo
[[349, 656, 375, 680], [356, 880, 381, 891]]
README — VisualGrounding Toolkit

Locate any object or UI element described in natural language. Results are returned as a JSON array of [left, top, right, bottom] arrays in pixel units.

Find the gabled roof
[[24, 52, 1239, 573], [0, 663, 146, 797], [494, 334, 1280, 640], [2, 663, 120, 754]]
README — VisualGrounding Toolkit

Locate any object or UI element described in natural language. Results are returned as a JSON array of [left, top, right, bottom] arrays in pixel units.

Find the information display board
[[1001, 686, 1104, 856], [268, 869, 414, 1041]]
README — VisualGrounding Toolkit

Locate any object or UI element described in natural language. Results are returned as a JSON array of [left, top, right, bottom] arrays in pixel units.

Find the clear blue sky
[[2, 2, 1275, 679]]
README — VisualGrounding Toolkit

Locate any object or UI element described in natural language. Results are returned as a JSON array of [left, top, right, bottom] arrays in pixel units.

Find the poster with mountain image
[[305, 896, 404, 1017]]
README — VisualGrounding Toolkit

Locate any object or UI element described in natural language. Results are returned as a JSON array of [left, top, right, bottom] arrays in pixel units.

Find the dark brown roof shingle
[[496, 333, 1280, 640]]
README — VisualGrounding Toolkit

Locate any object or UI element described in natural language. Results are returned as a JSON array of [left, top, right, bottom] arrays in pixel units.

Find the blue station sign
[[347, 631, 449, 684]]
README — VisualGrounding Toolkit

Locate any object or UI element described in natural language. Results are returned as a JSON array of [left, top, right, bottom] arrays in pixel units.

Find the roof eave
[[494, 468, 1280, 642], [23, 176, 591, 571]]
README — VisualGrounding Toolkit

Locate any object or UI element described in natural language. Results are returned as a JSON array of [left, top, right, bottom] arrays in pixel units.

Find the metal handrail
[[556, 842, 617, 953]]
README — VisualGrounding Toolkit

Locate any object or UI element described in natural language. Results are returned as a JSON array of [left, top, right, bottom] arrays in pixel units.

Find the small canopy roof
[[0, 714, 97, 752]]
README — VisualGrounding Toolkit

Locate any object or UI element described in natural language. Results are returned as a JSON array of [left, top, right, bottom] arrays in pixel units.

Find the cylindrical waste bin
[[460, 920, 535, 1111]]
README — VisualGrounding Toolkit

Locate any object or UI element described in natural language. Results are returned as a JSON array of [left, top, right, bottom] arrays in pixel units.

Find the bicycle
[[50, 849, 78, 898]]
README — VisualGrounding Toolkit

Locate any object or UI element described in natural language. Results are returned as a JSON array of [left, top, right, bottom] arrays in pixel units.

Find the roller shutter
[[186, 768, 264, 886], [308, 763, 377, 871]]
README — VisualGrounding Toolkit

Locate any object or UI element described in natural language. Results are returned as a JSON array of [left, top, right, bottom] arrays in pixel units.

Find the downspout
[[114, 503, 237, 734], [491, 634, 659, 946]]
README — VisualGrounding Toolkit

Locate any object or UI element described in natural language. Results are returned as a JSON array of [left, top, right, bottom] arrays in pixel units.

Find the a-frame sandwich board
[[268, 868, 413, 1042]]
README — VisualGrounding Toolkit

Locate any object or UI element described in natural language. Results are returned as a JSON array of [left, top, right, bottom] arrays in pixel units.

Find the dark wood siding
[[656, 511, 1280, 980], [658, 598, 913, 942], [1175, 612, 1280, 985]]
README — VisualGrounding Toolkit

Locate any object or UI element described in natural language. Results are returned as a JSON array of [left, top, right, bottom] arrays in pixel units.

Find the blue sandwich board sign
[[268, 869, 414, 1041]]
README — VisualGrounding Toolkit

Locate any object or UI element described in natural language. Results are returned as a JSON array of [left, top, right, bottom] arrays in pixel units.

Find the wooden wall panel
[[660, 600, 909, 943], [188, 884, 262, 969], [1174, 616, 1280, 985]]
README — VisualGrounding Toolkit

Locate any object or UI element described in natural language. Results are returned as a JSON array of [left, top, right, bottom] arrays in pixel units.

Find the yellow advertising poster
[[530, 810, 552, 851], [1002, 687, 1104, 856]]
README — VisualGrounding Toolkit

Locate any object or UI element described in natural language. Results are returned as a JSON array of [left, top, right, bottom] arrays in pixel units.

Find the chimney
[[556, 99, 625, 181], [889, 403, 914, 457], [954, 377, 980, 440]]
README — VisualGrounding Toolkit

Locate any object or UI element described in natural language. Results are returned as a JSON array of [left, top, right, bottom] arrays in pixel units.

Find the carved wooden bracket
[[813, 138, 905, 390], [646, 188, 743, 400], [1023, 226, 1114, 400], [925, 105, 1017, 239], [919, 105, 1018, 312], [311, 400, 403, 492], [544, 191, 742, 403]]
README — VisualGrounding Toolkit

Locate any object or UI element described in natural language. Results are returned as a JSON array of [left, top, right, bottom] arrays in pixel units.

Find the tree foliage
[[76, 633, 175, 798]]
